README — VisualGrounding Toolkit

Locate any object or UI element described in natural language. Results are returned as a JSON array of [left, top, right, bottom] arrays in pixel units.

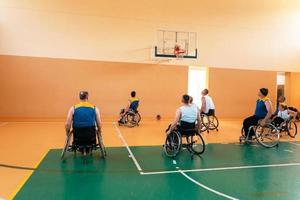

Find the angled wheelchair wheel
[[208, 115, 219, 131], [200, 114, 209, 132], [189, 133, 205, 155], [61, 131, 73, 161], [164, 131, 181, 157], [287, 121, 298, 138], [241, 127, 246, 137], [255, 123, 280, 148], [135, 112, 141, 123], [125, 112, 138, 128], [96, 130, 107, 158]]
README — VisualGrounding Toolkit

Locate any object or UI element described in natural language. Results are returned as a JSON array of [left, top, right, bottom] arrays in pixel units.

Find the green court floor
[[13, 142, 300, 200]]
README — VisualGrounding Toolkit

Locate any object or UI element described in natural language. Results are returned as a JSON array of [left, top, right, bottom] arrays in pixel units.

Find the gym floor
[[1, 119, 300, 200]]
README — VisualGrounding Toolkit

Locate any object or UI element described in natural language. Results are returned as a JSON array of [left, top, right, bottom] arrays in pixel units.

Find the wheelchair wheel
[[135, 112, 141, 123], [188, 133, 205, 155], [200, 114, 209, 132], [164, 131, 181, 157], [208, 115, 219, 131], [287, 121, 298, 138], [96, 130, 107, 158], [125, 112, 139, 127], [255, 123, 280, 148], [61, 131, 73, 161]]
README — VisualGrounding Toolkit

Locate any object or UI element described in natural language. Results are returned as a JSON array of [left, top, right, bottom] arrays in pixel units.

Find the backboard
[[155, 30, 197, 59]]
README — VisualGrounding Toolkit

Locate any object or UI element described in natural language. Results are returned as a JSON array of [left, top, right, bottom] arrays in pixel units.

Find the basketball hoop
[[174, 44, 186, 59]]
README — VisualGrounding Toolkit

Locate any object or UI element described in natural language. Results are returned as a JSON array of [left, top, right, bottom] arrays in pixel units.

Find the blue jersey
[[129, 97, 139, 111], [254, 98, 269, 118], [73, 102, 96, 128]]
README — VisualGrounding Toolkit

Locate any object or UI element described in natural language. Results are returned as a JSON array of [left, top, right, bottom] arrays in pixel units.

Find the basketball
[[156, 115, 161, 120]]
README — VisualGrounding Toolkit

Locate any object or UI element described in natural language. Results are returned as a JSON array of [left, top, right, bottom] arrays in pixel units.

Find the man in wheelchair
[[200, 89, 216, 116], [164, 95, 205, 158], [65, 91, 102, 155], [242, 88, 273, 140], [118, 91, 140, 125], [271, 103, 298, 135], [166, 94, 202, 136]]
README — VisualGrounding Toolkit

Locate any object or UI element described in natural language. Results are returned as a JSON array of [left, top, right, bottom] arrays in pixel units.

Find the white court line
[[179, 170, 239, 200], [288, 141, 300, 146], [142, 162, 300, 175], [113, 123, 142, 172], [284, 149, 293, 153], [0, 122, 8, 127]]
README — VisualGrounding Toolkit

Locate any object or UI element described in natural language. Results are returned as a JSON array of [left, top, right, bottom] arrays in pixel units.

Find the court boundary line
[[7, 151, 48, 200], [141, 162, 300, 175], [113, 123, 142, 171], [179, 170, 239, 200], [288, 141, 300, 146], [0, 164, 35, 171]]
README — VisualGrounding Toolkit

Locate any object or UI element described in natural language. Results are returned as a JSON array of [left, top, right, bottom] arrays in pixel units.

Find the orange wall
[[208, 67, 277, 118], [0, 55, 188, 118], [289, 73, 300, 109]]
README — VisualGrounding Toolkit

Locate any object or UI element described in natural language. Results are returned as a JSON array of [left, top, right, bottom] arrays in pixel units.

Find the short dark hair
[[79, 91, 89, 100], [280, 104, 288, 110], [131, 91, 136, 97], [260, 88, 268, 96], [182, 94, 190, 104], [203, 89, 209, 95]]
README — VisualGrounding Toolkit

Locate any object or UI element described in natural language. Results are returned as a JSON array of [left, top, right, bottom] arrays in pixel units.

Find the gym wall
[[0, 55, 187, 119], [286, 73, 300, 109], [208, 67, 277, 118]]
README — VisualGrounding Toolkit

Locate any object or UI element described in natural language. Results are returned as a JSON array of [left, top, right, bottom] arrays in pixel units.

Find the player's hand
[[260, 120, 266, 126]]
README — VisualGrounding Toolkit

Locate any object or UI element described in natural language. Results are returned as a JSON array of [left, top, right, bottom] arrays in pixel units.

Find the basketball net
[[174, 45, 186, 60]]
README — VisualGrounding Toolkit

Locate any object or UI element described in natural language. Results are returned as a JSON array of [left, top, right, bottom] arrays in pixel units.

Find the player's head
[[259, 88, 268, 98], [182, 94, 190, 104], [131, 91, 136, 98], [79, 91, 89, 100], [278, 96, 286, 103], [202, 89, 209, 96]]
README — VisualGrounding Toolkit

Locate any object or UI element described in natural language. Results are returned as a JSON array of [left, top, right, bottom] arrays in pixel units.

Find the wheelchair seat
[[72, 126, 97, 153], [178, 121, 197, 136], [61, 127, 107, 161]]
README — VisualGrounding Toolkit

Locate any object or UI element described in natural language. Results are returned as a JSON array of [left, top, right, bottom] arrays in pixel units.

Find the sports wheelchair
[[119, 109, 141, 128], [239, 120, 280, 148], [273, 117, 298, 138], [164, 122, 205, 159], [61, 127, 106, 162], [200, 111, 219, 132]]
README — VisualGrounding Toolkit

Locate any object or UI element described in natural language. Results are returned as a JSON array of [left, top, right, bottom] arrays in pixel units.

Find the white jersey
[[204, 95, 215, 113], [180, 104, 198, 123], [278, 110, 290, 120]]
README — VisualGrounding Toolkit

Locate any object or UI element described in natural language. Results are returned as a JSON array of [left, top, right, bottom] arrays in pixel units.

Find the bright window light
[[188, 66, 207, 108]]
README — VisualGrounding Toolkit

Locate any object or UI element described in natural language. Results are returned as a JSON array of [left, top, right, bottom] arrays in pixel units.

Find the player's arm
[[95, 107, 102, 130], [201, 96, 206, 113], [261, 101, 273, 125], [288, 109, 298, 120], [124, 100, 131, 112], [65, 107, 74, 134], [196, 110, 202, 132], [167, 109, 181, 134]]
